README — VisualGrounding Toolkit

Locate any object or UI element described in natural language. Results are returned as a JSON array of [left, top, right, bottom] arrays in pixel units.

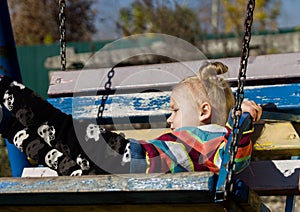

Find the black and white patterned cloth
[[0, 76, 130, 176]]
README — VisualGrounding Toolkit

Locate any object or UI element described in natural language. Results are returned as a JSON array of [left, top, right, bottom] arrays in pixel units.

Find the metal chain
[[97, 67, 115, 124], [59, 0, 66, 71], [226, 0, 255, 193]]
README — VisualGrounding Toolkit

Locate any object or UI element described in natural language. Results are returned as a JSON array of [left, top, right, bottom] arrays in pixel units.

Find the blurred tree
[[220, 0, 281, 55], [118, 0, 202, 46], [221, 0, 281, 33], [8, 0, 97, 45]]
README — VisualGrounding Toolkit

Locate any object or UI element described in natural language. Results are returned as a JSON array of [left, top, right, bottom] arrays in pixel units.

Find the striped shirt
[[130, 112, 253, 174]]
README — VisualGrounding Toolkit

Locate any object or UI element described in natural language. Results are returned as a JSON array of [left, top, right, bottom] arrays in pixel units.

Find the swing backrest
[[48, 52, 300, 126], [47, 53, 300, 156]]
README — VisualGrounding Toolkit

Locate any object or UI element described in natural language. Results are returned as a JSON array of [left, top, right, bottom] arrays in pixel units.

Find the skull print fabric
[[16, 107, 34, 127], [45, 149, 63, 169], [121, 142, 131, 166], [3, 90, 14, 111], [37, 122, 56, 146], [25, 139, 46, 162], [85, 124, 104, 142], [0, 76, 131, 176], [13, 129, 29, 152]]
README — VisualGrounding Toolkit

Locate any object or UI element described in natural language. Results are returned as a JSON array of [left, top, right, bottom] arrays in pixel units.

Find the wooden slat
[[48, 52, 300, 97], [1, 160, 299, 209], [0, 172, 213, 195], [262, 111, 300, 122], [0, 199, 270, 212], [47, 83, 300, 123], [235, 160, 300, 196], [1, 162, 298, 198], [0, 171, 270, 211], [251, 122, 300, 157], [0, 205, 227, 212]]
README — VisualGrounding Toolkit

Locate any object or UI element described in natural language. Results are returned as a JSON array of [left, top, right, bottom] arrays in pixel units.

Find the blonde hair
[[174, 61, 234, 125]]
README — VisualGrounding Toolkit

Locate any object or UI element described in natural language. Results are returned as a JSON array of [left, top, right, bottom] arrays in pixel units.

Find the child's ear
[[199, 102, 212, 123]]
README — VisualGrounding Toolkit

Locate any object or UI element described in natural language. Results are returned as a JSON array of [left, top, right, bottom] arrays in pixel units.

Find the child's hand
[[241, 100, 262, 122]]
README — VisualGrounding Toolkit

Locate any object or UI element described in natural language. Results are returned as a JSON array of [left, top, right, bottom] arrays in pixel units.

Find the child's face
[[167, 86, 201, 130]]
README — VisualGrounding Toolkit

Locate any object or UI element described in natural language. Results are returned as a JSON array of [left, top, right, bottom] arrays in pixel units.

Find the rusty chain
[[58, 0, 114, 124], [96, 67, 115, 124], [59, 0, 66, 71], [226, 0, 255, 196]]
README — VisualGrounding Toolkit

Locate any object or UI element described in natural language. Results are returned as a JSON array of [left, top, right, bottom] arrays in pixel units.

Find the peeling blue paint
[[81, 179, 95, 185], [0, 182, 20, 189], [48, 83, 300, 122]]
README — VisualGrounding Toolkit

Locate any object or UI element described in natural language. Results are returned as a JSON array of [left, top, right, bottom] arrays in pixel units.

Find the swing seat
[[1, 53, 300, 211], [0, 171, 272, 211]]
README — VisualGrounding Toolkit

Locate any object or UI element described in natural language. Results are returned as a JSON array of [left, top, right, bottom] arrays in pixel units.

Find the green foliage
[[118, 0, 202, 45], [221, 0, 281, 33], [43, 34, 55, 45], [8, 0, 97, 45]]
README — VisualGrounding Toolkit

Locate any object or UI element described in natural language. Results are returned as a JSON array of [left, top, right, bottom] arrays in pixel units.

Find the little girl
[[0, 62, 261, 176]]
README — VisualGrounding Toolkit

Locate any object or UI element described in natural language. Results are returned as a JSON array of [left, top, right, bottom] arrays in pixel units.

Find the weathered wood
[[0, 202, 270, 212], [48, 52, 300, 97], [251, 122, 300, 157], [1, 161, 299, 197], [235, 160, 300, 196], [47, 83, 300, 123], [0, 201, 270, 212], [0, 171, 270, 211], [0, 205, 228, 212], [0, 172, 214, 194]]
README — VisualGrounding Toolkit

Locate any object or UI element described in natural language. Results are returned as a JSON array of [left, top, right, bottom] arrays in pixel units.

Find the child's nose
[[167, 114, 173, 124]]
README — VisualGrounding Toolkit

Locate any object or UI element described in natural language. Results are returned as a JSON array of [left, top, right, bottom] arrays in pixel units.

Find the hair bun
[[198, 61, 228, 80], [210, 61, 228, 75]]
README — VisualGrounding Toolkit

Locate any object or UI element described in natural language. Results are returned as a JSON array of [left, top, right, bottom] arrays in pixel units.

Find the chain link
[[97, 67, 115, 124], [59, 0, 66, 71], [225, 0, 255, 193]]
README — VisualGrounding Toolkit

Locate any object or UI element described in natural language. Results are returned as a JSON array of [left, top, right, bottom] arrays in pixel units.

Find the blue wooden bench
[[1, 53, 300, 211]]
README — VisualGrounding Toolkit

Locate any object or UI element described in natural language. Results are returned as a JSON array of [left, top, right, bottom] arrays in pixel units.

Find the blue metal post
[[0, 0, 31, 177]]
